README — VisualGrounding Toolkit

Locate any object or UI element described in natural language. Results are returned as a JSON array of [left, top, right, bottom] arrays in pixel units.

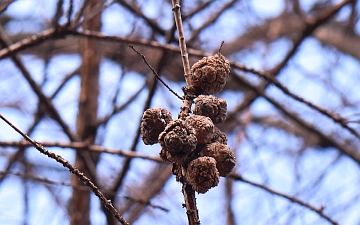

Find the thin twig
[[129, 44, 184, 100], [0, 140, 164, 163], [66, 0, 74, 27], [230, 173, 338, 225], [97, 82, 147, 126], [117, 0, 166, 36], [0, 170, 169, 212], [0, 114, 129, 225], [52, 0, 64, 28], [218, 41, 224, 53], [187, 0, 236, 44]]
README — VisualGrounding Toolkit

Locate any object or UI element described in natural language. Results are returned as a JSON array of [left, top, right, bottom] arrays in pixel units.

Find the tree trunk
[[69, 1, 103, 224]]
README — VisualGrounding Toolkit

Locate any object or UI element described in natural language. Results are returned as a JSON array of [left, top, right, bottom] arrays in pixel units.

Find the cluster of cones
[[141, 53, 236, 193]]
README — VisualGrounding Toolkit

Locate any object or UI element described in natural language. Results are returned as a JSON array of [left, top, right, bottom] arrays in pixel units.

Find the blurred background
[[0, 0, 360, 224]]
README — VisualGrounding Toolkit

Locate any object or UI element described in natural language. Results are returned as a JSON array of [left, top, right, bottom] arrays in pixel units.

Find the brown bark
[[69, 0, 103, 224]]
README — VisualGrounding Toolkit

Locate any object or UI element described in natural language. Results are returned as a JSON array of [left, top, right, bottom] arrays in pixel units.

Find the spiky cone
[[201, 142, 236, 177], [189, 53, 230, 95], [158, 119, 197, 163], [185, 115, 214, 144], [140, 108, 172, 145], [186, 156, 220, 193], [193, 95, 227, 124]]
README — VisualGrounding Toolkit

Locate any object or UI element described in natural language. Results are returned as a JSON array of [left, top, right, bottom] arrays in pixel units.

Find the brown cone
[[193, 95, 227, 124], [186, 156, 220, 193], [158, 119, 197, 163], [201, 142, 236, 177], [211, 126, 227, 145], [185, 115, 214, 144], [141, 108, 172, 145], [190, 53, 230, 95]]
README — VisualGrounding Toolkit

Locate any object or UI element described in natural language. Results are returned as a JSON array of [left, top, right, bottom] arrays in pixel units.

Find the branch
[[228, 0, 353, 115], [115, 0, 166, 35], [129, 44, 184, 100], [230, 173, 338, 225], [0, 140, 165, 163], [0, 28, 57, 59], [0, 114, 129, 225], [231, 72, 360, 165], [0, 170, 169, 212], [97, 82, 147, 126], [172, 1, 191, 83], [69, 29, 360, 137], [187, 0, 236, 43], [0, 0, 14, 13], [0, 27, 77, 141], [172, 1, 200, 225], [52, 0, 64, 28], [0, 25, 356, 142], [231, 60, 360, 140]]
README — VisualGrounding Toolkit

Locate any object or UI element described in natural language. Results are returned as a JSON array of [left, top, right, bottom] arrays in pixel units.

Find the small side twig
[[0, 114, 129, 225], [230, 173, 338, 225], [66, 0, 74, 27], [129, 44, 184, 100], [218, 41, 224, 54], [52, 0, 64, 28]]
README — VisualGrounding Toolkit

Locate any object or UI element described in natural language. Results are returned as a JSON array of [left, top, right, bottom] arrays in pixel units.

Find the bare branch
[[231, 72, 360, 165], [172, 1, 200, 225], [171, 0, 191, 83], [231, 60, 360, 140], [0, 114, 129, 225], [230, 173, 339, 225], [0, 0, 14, 14], [0, 140, 165, 163], [129, 44, 184, 100], [53, 0, 64, 28], [0, 170, 169, 212]]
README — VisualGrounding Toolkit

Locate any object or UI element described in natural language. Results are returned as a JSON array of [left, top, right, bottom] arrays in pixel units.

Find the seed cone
[[211, 126, 227, 145], [185, 115, 214, 144], [158, 119, 197, 163], [141, 108, 172, 145], [201, 142, 236, 177], [193, 95, 227, 124], [186, 156, 220, 193], [190, 53, 230, 95]]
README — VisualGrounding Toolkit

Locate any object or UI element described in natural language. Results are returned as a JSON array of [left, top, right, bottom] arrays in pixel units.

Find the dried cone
[[193, 95, 227, 124], [211, 126, 227, 145], [201, 142, 236, 177], [190, 53, 230, 95], [158, 119, 197, 163], [141, 108, 172, 145], [185, 115, 214, 144], [186, 156, 220, 193]]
